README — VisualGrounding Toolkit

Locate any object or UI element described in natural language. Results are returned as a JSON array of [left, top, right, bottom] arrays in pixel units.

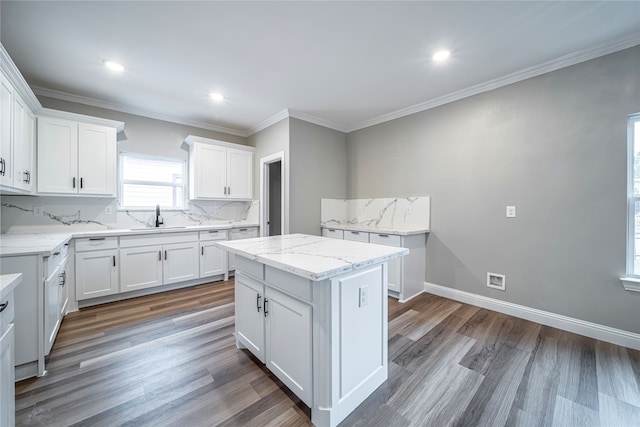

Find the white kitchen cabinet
[[369, 233, 402, 293], [322, 228, 344, 239], [235, 270, 312, 407], [0, 70, 35, 193], [37, 116, 117, 196], [199, 230, 228, 279], [75, 246, 120, 300], [0, 324, 15, 427], [228, 227, 259, 271], [186, 136, 254, 200], [119, 232, 199, 293], [45, 258, 64, 355]]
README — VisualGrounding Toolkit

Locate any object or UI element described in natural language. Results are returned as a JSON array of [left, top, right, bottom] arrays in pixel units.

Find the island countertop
[[214, 233, 408, 281]]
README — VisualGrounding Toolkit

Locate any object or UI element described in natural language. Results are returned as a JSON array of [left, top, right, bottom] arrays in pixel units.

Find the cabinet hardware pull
[[378, 234, 389, 238], [113, 255, 116, 267], [256, 293, 262, 312], [209, 230, 218, 233], [263, 298, 268, 317], [164, 250, 167, 260], [89, 237, 106, 241], [0, 158, 5, 176], [238, 228, 248, 232], [23, 171, 29, 183], [228, 186, 231, 195], [158, 251, 162, 261], [351, 231, 359, 234], [201, 246, 204, 256], [328, 229, 336, 232], [73, 177, 76, 188], [80, 177, 84, 189], [53, 251, 61, 256], [27, 170, 30, 183], [59, 271, 66, 286], [0, 301, 8, 313]]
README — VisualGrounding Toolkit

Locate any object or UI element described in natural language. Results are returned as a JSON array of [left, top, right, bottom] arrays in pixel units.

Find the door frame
[[260, 151, 286, 237]]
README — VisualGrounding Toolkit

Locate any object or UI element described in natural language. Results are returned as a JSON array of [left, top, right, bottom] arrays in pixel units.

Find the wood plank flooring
[[15, 279, 640, 426]]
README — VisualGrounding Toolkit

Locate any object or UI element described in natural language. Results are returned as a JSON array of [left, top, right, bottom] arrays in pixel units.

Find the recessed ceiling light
[[209, 92, 225, 102], [432, 50, 450, 61], [103, 60, 125, 72]]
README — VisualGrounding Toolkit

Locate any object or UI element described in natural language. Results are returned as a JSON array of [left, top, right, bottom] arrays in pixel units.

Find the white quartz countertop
[[0, 273, 22, 300], [321, 223, 429, 236], [0, 223, 260, 257], [215, 233, 409, 281]]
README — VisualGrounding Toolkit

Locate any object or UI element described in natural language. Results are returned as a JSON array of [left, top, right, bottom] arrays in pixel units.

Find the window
[[625, 114, 640, 290], [119, 152, 186, 210]]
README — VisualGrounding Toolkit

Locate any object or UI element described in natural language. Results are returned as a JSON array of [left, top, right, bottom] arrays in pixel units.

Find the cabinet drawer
[[322, 228, 344, 239], [343, 230, 369, 243], [265, 266, 312, 303], [230, 227, 259, 240], [235, 256, 264, 281], [75, 236, 118, 252], [0, 291, 15, 334], [369, 233, 402, 247], [199, 229, 229, 241], [120, 232, 198, 248]]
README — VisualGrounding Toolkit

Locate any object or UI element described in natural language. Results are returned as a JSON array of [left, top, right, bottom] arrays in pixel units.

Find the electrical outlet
[[487, 272, 506, 291], [104, 206, 113, 215], [506, 206, 516, 218], [33, 206, 43, 216], [358, 286, 368, 307]]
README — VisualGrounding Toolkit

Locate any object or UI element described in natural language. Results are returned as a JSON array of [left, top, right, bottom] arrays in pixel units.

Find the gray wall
[[39, 96, 248, 160], [346, 46, 640, 333], [289, 118, 347, 235]]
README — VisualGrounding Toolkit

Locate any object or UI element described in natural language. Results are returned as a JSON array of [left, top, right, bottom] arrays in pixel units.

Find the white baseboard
[[424, 282, 640, 351]]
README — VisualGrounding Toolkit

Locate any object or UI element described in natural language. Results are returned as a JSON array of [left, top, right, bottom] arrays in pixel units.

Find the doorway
[[260, 152, 285, 237]]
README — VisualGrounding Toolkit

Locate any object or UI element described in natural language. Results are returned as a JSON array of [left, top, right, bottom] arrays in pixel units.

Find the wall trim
[[245, 109, 290, 136], [424, 281, 640, 351], [287, 109, 348, 133], [346, 31, 640, 132]]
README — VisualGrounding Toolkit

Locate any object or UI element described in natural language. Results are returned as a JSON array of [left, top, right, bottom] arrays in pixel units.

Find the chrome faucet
[[155, 204, 164, 228]]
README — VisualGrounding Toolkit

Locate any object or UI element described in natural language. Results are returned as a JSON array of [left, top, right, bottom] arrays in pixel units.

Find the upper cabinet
[[37, 116, 118, 196], [186, 135, 254, 200], [0, 70, 35, 194]]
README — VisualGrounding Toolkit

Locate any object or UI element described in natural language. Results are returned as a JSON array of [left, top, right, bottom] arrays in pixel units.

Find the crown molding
[[287, 109, 348, 133], [245, 109, 290, 136], [0, 43, 42, 112], [31, 85, 248, 137], [346, 31, 640, 133]]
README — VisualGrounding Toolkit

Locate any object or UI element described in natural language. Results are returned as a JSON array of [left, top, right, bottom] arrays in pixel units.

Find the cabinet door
[[78, 123, 116, 195], [227, 148, 253, 199], [0, 324, 15, 427], [59, 258, 69, 318], [369, 234, 402, 292], [0, 72, 13, 188], [12, 94, 34, 192], [120, 245, 163, 292], [163, 242, 199, 285], [75, 249, 119, 300], [200, 242, 226, 278], [265, 287, 312, 406], [44, 266, 61, 356], [235, 273, 265, 362], [38, 117, 78, 194], [193, 143, 226, 199]]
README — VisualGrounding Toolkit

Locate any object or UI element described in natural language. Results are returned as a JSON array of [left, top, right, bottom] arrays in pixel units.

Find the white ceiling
[[1, 1, 639, 137]]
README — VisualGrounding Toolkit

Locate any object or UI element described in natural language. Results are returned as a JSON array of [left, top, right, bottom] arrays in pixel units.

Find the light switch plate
[[34, 206, 43, 216], [104, 206, 113, 215], [506, 206, 516, 218], [359, 286, 368, 307]]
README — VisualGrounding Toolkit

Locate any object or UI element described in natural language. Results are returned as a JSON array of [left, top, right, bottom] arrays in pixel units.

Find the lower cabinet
[[199, 230, 228, 279], [119, 245, 163, 292], [45, 254, 68, 355], [228, 227, 259, 271], [75, 248, 119, 300], [235, 272, 312, 406], [0, 324, 15, 427], [163, 242, 199, 285]]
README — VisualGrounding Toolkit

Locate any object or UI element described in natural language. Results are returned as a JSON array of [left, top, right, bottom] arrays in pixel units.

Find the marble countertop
[[0, 223, 260, 257], [215, 233, 409, 281], [321, 223, 429, 236], [0, 273, 22, 300]]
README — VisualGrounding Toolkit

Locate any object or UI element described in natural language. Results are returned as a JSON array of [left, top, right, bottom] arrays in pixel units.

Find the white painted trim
[[259, 151, 286, 237], [0, 43, 41, 111], [287, 109, 348, 133], [31, 85, 247, 137], [424, 281, 640, 351], [620, 277, 640, 293], [184, 134, 255, 152], [346, 32, 640, 133], [39, 107, 125, 133], [246, 109, 290, 137]]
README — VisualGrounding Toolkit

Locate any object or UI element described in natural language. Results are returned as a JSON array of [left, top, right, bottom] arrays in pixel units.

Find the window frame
[[118, 151, 187, 211], [623, 113, 640, 291]]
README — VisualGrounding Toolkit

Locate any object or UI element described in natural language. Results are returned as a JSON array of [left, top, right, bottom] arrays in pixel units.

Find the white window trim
[[622, 113, 640, 291], [118, 151, 187, 211]]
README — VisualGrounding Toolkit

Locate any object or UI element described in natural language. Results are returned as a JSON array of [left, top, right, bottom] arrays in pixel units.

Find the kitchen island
[[215, 234, 408, 427]]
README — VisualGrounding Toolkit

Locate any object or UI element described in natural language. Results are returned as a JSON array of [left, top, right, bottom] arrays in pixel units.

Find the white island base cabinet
[[234, 256, 388, 427]]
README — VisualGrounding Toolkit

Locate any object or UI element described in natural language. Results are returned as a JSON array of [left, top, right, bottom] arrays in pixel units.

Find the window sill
[[620, 277, 640, 292]]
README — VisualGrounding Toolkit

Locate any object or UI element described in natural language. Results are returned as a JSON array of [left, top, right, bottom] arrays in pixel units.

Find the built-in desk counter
[[215, 234, 408, 427]]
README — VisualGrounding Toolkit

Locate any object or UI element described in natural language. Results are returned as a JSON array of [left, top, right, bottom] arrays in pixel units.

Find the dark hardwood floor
[[15, 279, 640, 426]]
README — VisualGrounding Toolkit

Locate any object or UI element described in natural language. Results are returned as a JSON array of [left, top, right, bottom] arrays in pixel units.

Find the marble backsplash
[[0, 195, 259, 234], [321, 196, 430, 230]]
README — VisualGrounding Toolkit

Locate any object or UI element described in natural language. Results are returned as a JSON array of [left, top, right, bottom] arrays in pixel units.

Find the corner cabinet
[[186, 135, 254, 200], [37, 116, 118, 196]]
